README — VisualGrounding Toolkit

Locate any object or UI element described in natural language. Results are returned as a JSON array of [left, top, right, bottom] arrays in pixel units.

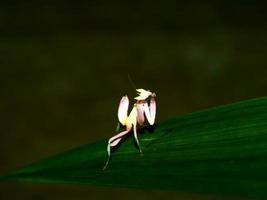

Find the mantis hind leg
[[103, 129, 130, 170], [133, 123, 143, 155], [103, 145, 111, 170]]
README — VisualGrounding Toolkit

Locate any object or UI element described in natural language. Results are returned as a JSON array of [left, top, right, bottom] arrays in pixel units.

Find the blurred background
[[0, 0, 266, 199]]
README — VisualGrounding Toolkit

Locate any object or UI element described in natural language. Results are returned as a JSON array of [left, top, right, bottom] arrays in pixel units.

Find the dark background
[[0, 1, 266, 199]]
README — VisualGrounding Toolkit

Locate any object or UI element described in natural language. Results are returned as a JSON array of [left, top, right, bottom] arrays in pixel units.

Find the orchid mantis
[[103, 89, 156, 170]]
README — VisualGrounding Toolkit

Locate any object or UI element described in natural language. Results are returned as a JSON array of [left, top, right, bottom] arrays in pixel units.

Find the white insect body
[[103, 88, 156, 169]]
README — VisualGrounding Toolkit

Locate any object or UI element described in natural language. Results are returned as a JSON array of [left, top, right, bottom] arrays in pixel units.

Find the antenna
[[127, 73, 137, 91]]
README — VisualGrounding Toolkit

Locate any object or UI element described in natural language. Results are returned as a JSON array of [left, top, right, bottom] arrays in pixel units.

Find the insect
[[103, 88, 156, 170]]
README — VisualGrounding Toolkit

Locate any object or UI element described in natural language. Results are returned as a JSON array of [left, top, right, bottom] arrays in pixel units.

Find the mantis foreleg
[[143, 97, 156, 125]]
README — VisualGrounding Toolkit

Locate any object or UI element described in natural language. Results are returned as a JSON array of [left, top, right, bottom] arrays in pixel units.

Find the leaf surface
[[2, 97, 267, 199]]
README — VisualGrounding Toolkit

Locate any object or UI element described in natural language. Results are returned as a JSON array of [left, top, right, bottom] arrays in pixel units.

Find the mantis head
[[134, 89, 156, 101]]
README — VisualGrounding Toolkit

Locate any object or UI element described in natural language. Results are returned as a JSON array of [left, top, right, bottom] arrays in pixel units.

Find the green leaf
[[2, 96, 267, 199]]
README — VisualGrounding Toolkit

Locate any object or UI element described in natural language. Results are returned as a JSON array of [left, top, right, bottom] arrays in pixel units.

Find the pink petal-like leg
[[150, 97, 156, 123], [136, 102, 145, 125], [143, 97, 156, 125], [103, 127, 131, 170], [133, 122, 143, 155], [118, 96, 129, 126]]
